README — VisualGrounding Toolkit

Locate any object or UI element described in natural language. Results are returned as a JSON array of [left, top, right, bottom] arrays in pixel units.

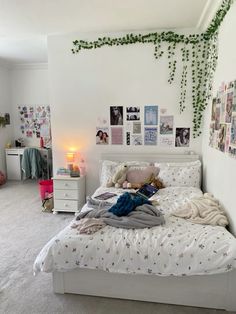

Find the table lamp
[[66, 152, 76, 171]]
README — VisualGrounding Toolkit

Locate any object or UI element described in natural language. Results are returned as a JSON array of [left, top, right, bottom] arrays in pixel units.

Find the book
[[94, 192, 117, 200], [136, 184, 158, 199]]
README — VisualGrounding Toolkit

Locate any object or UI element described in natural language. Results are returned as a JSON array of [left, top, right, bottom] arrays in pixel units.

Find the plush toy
[[125, 173, 165, 190], [106, 164, 129, 188], [122, 180, 129, 189], [126, 182, 142, 189], [147, 173, 165, 189]]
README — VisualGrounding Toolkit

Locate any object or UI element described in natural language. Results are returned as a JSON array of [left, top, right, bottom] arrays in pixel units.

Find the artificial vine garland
[[71, 0, 234, 137]]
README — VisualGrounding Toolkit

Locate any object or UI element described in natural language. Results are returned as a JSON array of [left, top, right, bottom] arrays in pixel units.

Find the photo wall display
[[96, 105, 191, 147], [209, 80, 236, 158], [18, 105, 51, 138]]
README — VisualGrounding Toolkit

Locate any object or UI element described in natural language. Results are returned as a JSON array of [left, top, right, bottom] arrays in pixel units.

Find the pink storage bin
[[39, 179, 53, 200]]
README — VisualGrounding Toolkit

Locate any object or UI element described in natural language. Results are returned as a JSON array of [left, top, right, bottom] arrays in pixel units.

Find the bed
[[34, 153, 236, 311]]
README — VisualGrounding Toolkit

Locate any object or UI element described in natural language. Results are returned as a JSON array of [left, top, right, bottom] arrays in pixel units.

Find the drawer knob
[[64, 183, 68, 187], [64, 203, 69, 207], [64, 193, 68, 197]]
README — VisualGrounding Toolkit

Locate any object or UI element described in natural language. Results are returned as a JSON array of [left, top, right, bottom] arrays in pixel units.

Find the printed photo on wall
[[4, 113, 10, 125], [217, 124, 226, 152], [160, 115, 174, 135], [233, 81, 236, 112], [219, 93, 226, 123], [175, 128, 190, 147], [160, 108, 167, 114], [96, 127, 109, 144], [160, 137, 174, 147], [215, 104, 221, 130], [131, 134, 142, 145], [126, 132, 130, 145], [35, 105, 47, 119], [225, 91, 233, 123], [133, 122, 141, 134], [231, 113, 236, 146], [126, 107, 140, 121], [144, 105, 158, 125], [229, 146, 236, 158], [144, 127, 157, 145], [111, 127, 123, 145], [26, 130, 33, 137], [126, 122, 132, 132], [97, 117, 108, 126], [209, 122, 215, 147], [110, 106, 123, 125], [225, 124, 231, 153], [211, 98, 217, 121]]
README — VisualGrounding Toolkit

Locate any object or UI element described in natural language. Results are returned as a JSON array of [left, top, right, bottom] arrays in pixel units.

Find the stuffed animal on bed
[[125, 166, 163, 190], [147, 173, 165, 189], [106, 164, 129, 188]]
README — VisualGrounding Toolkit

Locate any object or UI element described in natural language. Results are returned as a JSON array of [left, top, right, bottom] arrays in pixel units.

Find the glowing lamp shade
[[66, 152, 76, 163]]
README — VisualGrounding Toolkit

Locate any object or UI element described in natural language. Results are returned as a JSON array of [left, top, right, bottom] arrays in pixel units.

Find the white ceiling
[[0, 0, 221, 65]]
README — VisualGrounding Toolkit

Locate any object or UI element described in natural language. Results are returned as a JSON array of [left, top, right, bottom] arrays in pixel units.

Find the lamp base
[[70, 171, 80, 177]]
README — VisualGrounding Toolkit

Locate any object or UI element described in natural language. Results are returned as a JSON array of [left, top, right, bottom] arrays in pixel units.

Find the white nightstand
[[53, 175, 86, 214]]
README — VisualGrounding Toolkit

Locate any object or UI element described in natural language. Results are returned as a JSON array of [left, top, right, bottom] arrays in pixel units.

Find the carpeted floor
[[0, 181, 230, 314]]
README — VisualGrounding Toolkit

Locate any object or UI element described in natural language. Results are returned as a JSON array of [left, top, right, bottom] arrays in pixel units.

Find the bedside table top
[[52, 175, 85, 181]]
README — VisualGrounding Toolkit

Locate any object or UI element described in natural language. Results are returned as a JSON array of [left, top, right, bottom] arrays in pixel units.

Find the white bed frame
[[52, 153, 236, 311]]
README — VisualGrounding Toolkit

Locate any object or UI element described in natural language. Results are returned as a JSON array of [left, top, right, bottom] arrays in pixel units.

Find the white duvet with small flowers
[[34, 186, 236, 276]]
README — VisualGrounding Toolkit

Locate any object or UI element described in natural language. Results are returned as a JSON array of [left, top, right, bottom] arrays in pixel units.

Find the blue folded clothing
[[108, 192, 151, 217]]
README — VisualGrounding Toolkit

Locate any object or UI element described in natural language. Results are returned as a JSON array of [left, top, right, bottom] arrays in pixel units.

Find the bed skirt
[[53, 268, 236, 311]]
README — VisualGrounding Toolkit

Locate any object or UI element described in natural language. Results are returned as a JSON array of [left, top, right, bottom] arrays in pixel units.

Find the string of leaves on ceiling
[[71, 0, 234, 137]]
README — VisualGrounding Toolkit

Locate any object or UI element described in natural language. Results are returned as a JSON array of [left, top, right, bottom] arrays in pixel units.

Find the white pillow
[[99, 160, 118, 187], [154, 160, 201, 188], [99, 160, 150, 186]]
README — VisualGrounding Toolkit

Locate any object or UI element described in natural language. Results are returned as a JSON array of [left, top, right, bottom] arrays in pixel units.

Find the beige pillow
[[126, 166, 159, 184]]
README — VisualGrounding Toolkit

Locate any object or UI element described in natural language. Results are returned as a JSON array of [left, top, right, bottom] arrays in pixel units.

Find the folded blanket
[[172, 193, 228, 227], [76, 204, 165, 229]]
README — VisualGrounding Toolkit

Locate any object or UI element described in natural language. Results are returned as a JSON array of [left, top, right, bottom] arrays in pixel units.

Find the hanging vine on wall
[[71, 0, 234, 137]]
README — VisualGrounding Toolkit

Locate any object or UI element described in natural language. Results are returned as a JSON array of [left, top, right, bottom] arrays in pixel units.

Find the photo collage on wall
[[96, 105, 191, 147], [209, 80, 236, 158], [18, 105, 51, 138]]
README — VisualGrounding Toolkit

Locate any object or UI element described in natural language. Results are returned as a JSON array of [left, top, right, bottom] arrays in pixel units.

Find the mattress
[[34, 186, 236, 276]]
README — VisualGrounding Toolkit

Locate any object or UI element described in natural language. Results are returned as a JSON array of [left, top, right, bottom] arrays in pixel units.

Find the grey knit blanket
[[76, 200, 165, 229]]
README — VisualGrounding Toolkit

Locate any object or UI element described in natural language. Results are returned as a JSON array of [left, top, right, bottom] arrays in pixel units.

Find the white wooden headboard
[[101, 153, 200, 163]]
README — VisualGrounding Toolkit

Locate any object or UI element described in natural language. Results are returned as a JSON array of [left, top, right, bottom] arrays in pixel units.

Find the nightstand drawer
[[54, 189, 78, 200], [54, 180, 78, 190], [54, 199, 78, 211]]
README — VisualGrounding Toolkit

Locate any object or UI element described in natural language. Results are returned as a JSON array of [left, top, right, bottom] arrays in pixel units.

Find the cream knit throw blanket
[[173, 193, 228, 227]]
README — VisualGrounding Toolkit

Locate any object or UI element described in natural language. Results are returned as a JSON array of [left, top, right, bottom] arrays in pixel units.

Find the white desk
[[5, 147, 52, 180]]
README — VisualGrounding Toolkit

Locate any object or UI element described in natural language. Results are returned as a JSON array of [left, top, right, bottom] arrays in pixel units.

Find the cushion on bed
[[154, 160, 201, 188], [126, 166, 159, 184], [99, 160, 150, 187]]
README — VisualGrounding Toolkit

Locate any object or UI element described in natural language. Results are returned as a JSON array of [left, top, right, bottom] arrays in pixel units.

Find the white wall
[[0, 63, 13, 175], [48, 31, 202, 195], [202, 2, 236, 234], [10, 64, 49, 147]]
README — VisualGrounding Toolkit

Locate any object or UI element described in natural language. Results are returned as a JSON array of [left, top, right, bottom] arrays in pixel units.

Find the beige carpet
[[0, 181, 229, 314]]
